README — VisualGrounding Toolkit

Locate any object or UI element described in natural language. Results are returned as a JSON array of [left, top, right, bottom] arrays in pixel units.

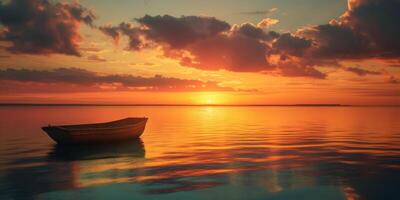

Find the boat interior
[[56, 118, 147, 130]]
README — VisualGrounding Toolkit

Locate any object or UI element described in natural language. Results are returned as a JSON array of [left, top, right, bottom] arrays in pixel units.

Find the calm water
[[0, 106, 400, 200]]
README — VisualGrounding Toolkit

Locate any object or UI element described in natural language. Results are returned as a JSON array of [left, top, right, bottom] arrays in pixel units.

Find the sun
[[195, 92, 226, 105]]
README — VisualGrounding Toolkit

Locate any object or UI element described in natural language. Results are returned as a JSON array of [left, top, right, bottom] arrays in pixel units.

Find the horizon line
[[0, 103, 399, 107]]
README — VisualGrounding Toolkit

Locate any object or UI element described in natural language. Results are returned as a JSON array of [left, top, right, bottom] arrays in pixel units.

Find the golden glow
[[1, 42, 399, 105], [2, 106, 399, 195], [192, 92, 228, 105], [1, 34, 399, 105]]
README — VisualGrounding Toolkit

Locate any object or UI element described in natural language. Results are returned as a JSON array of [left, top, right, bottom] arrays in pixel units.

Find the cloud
[[239, 8, 278, 15], [299, 0, 400, 59], [100, 15, 231, 51], [100, 0, 400, 79], [100, 16, 326, 78], [0, 0, 95, 56], [343, 67, 381, 76], [231, 23, 279, 41], [346, 87, 400, 97], [99, 23, 130, 46], [87, 55, 107, 62], [180, 33, 272, 72], [388, 76, 400, 84], [137, 15, 231, 49], [80, 46, 102, 53], [257, 18, 279, 29], [99, 25, 121, 42], [0, 68, 234, 92], [268, 0, 400, 74], [343, 0, 400, 58], [272, 33, 311, 56], [299, 24, 368, 59], [274, 0, 400, 76], [100, 16, 270, 71], [276, 64, 327, 79], [102, 16, 232, 50]]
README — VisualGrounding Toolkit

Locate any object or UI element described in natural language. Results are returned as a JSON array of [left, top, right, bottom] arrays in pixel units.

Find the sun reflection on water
[[0, 106, 399, 199]]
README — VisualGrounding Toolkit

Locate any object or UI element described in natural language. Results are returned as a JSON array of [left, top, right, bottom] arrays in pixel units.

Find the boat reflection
[[47, 139, 146, 161], [1, 139, 146, 200]]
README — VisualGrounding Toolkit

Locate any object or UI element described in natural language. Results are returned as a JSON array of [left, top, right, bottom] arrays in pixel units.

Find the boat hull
[[42, 118, 147, 144]]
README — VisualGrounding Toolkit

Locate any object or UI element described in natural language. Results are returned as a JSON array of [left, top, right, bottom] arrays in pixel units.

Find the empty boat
[[42, 117, 148, 144]]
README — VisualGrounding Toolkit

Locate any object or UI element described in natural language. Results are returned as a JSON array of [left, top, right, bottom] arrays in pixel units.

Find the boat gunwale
[[62, 122, 147, 135]]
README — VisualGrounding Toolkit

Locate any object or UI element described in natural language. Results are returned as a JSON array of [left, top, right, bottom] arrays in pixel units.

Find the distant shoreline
[[0, 103, 399, 107]]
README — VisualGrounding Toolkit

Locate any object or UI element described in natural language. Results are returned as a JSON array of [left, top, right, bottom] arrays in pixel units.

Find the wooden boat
[[42, 118, 148, 144]]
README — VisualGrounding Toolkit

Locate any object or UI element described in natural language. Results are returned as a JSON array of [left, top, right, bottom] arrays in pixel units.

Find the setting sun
[[195, 92, 226, 105]]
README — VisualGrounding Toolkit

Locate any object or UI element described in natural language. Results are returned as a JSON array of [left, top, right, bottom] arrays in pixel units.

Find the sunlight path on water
[[0, 106, 399, 200]]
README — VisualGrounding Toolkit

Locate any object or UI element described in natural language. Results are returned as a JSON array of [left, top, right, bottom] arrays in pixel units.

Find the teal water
[[0, 106, 399, 200]]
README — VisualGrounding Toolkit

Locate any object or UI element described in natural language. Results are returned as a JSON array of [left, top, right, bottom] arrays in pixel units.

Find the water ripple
[[1, 106, 400, 200]]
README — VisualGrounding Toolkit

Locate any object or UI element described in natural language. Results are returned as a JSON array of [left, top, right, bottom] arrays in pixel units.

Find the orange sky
[[0, 0, 399, 105]]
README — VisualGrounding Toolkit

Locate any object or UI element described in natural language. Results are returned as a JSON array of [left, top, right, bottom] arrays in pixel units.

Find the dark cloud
[[99, 25, 121, 42], [99, 22, 144, 50], [137, 15, 231, 49], [99, 0, 400, 79], [342, 0, 400, 58], [344, 67, 382, 76], [0, 0, 397, 81], [272, 0, 400, 74], [273, 33, 311, 56], [388, 76, 400, 84], [276, 0, 400, 77], [274, 63, 327, 79], [232, 23, 279, 41], [0, 0, 95, 56], [100, 17, 278, 72], [348, 87, 400, 97], [100, 15, 231, 51], [0, 68, 233, 92], [100, 17, 325, 78], [299, 0, 400, 59], [300, 24, 369, 59], [180, 33, 273, 72], [0, 68, 96, 84]]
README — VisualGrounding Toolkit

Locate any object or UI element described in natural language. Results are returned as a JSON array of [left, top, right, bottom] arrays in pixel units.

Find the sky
[[0, 0, 399, 105]]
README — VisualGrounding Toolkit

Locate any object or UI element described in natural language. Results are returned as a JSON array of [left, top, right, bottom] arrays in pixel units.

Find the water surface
[[0, 106, 399, 200]]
